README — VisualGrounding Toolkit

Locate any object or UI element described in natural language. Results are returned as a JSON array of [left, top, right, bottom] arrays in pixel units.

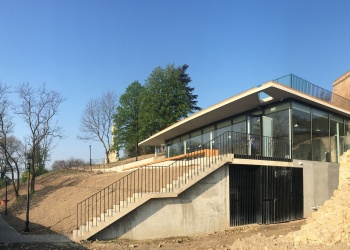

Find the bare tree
[[0, 81, 24, 196], [51, 157, 87, 170], [0, 81, 11, 179], [0, 136, 24, 197], [15, 83, 65, 192], [78, 91, 118, 164]]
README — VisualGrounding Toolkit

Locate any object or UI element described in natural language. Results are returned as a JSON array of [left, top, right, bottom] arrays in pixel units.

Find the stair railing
[[75, 131, 291, 232]]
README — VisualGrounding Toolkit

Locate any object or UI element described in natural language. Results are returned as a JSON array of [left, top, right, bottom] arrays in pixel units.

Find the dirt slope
[[1, 169, 129, 235]]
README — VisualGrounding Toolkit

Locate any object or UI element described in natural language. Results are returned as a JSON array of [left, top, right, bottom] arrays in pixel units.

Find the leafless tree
[[51, 157, 87, 170], [0, 136, 24, 197], [15, 83, 65, 192], [77, 91, 118, 164], [0, 81, 24, 196], [0, 82, 11, 179]]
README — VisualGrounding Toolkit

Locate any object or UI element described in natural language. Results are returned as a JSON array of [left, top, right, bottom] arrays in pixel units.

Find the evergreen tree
[[113, 81, 144, 157], [140, 64, 201, 138]]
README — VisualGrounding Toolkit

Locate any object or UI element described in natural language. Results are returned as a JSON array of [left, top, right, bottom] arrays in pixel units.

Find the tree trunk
[[10, 168, 19, 197], [105, 151, 110, 164], [30, 164, 35, 193]]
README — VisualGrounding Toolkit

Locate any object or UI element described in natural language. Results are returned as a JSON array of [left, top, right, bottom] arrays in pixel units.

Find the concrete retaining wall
[[294, 160, 339, 217], [93, 165, 229, 240], [92, 160, 339, 240]]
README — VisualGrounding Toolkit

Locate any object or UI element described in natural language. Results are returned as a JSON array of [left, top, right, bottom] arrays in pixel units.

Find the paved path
[[0, 214, 72, 244]]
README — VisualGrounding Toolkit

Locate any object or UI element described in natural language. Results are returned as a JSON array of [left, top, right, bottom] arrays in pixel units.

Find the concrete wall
[[92, 160, 339, 241], [93, 165, 229, 240], [294, 160, 339, 217]]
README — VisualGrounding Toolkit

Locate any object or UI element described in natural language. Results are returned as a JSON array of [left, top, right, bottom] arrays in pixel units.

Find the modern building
[[73, 71, 350, 241]]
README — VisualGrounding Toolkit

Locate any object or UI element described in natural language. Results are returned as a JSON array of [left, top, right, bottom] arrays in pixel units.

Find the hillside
[[0, 169, 129, 235]]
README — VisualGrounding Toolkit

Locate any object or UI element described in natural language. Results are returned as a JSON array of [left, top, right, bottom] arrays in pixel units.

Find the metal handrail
[[274, 74, 350, 111], [76, 131, 291, 232]]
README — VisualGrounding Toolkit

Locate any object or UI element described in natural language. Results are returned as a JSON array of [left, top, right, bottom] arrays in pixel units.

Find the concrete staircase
[[72, 154, 233, 242]]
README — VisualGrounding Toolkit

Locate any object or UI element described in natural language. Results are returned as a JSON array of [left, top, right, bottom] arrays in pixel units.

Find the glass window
[[168, 138, 181, 157], [345, 119, 350, 151], [292, 102, 311, 160], [190, 129, 202, 151], [232, 115, 246, 134], [202, 125, 214, 149], [265, 109, 290, 139], [330, 115, 344, 162], [312, 109, 329, 162], [216, 120, 232, 138], [265, 102, 290, 115]]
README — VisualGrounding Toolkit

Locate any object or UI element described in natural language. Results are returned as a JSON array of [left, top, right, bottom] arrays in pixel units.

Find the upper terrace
[[274, 74, 350, 111]]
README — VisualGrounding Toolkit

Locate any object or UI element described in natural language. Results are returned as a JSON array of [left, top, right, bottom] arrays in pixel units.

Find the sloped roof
[[139, 81, 350, 146]]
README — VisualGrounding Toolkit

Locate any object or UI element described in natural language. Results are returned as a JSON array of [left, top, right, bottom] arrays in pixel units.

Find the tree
[[15, 83, 65, 192], [113, 81, 143, 158], [0, 81, 25, 197], [78, 91, 118, 164], [0, 136, 24, 197], [51, 157, 87, 170], [140, 64, 201, 138]]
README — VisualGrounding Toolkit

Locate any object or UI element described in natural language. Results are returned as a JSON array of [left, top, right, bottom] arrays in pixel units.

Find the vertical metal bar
[[107, 186, 110, 216], [76, 204, 79, 230], [91, 196, 94, 227], [103, 189, 106, 221], [118, 181, 121, 211], [87, 198, 90, 231], [112, 184, 114, 212]]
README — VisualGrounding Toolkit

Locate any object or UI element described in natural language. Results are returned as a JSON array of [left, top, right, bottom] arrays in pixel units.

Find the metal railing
[[274, 74, 350, 111], [76, 131, 291, 232]]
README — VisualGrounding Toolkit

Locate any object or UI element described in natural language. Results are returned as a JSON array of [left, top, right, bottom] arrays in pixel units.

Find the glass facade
[[165, 100, 350, 163], [292, 103, 311, 160]]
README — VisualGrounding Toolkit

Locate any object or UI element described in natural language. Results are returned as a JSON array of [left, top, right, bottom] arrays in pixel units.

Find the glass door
[[248, 116, 261, 156], [248, 115, 273, 157], [262, 116, 273, 157]]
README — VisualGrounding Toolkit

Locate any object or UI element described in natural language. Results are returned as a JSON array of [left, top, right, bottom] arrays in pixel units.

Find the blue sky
[[1, 1, 350, 167]]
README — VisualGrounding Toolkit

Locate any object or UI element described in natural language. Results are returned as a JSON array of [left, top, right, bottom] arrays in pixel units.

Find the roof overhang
[[139, 81, 350, 146]]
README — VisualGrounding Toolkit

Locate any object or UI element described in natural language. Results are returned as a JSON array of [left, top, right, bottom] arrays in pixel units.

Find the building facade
[[76, 73, 350, 241]]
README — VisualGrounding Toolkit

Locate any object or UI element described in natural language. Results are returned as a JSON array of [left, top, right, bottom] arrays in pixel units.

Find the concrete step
[[72, 156, 233, 242]]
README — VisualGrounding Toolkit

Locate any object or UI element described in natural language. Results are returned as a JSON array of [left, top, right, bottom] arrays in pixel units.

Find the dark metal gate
[[229, 166, 258, 226], [230, 165, 303, 226]]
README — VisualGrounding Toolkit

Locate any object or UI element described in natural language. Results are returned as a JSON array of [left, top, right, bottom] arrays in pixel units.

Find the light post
[[0, 158, 8, 216], [5, 178, 8, 216], [24, 154, 32, 232], [89, 145, 92, 170]]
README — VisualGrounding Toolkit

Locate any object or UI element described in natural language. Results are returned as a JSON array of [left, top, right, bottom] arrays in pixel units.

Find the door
[[262, 116, 273, 157], [248, 115, 273, 158], [247, 116, 261, 157]]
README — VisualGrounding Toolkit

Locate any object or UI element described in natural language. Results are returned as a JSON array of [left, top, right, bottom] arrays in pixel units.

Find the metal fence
[[274, 74, 350, 111], [76, 131, 291, 232]]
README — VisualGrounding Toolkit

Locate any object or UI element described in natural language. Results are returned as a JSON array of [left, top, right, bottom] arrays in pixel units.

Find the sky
[[1, 0, 350, 168]]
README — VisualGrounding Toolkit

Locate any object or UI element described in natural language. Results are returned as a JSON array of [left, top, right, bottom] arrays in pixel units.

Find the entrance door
[[247, 116, 261, 157], [262, 116, 273, 157], [248, 115, 273, 158]]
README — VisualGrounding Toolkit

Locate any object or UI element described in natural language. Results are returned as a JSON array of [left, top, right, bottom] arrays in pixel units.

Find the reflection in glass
[[346, 120, 350, 151], [292, 103, 311, 160], [312, 109, 329, 162], [330, 115, 344, 162]]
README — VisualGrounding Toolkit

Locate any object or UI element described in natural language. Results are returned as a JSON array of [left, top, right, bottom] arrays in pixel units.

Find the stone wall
[[332, 70, 350, 110], [333, 70, 350, 100]]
